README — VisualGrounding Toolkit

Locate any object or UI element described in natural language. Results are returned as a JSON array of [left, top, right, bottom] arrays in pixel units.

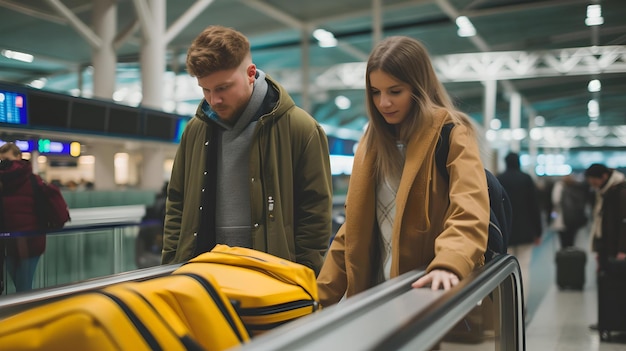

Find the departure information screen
[[0, 89, 27, 125]]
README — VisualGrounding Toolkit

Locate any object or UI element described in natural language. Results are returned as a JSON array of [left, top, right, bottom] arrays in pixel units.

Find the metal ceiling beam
[[306, 0, 432, 28], [131, 0, 154, 41], [311, 48, 626, 90], [240, 0, 370, 62], [433, 0, 534, 133], [372, 0, 383, 45], [0, 0, 67, 24], [44, 0, 101, 48], [114, 19, 141, 50], [432, 46, 626, 82], [496, 125, 626, 149], [240, 0, 306, 30], [460, 0, 589, 18], [164, 0, 216, 44]]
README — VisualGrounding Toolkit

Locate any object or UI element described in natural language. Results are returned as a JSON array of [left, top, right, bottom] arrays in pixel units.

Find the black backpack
[[435, 123, 512, 262], [560, 181, 588, 231]]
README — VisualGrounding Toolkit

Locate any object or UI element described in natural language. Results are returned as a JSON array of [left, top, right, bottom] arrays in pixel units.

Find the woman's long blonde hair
[[363, 36, 475, 181]]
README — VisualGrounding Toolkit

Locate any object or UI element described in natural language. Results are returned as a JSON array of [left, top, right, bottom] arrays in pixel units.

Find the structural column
[[92, 0, 117, 99], [509, 92, 522, 153], [92, 143, 117, 190], [483, 80, 497, 131], [300, 28, 311, 113], [140, 0, 166, 109], [483, 79, 498, 170], [139, 147, 166, 190]]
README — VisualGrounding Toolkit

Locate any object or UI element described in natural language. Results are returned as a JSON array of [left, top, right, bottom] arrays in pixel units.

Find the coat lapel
[[394, 113, 448, 224], [390, 111, 449, 276], [344, 142, 377, 295]]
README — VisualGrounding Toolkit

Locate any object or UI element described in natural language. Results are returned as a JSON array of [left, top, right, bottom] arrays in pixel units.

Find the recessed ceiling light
[[1, 49, 33, 63], [588, 79, 601, 92]]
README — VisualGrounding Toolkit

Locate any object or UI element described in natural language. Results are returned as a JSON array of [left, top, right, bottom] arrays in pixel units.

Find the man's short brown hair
[[186, 25, 251, 78]]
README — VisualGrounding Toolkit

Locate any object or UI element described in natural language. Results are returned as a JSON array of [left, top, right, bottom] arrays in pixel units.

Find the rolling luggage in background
[[174, 245, 321, 336], [0, 291, 202, 351], [555, 247, 586, 290], [111, 273, 250, 351], [597, 258, 626, 341]]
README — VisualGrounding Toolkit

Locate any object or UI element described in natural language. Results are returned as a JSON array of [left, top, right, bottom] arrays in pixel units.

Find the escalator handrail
[[0, 219, 162, 237], [233, 254, 523, 351], [372, 254, 524, 350], [0, 263, 180, 319]]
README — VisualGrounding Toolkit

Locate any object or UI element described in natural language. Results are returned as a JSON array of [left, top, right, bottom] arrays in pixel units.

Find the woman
[[0, 142, 46, 292], [317, 36, 490, 307]]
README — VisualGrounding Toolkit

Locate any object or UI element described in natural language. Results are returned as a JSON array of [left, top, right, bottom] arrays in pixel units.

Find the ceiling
[[1, 0, 625, 151]]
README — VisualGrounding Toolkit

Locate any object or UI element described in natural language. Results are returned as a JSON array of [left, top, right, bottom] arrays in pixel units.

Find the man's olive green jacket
[[162, 75, 332, 275]]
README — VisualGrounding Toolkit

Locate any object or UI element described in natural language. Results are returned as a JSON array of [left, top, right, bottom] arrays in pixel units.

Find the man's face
[[587, 174, 608, 190], [196, 61, 256, 124]]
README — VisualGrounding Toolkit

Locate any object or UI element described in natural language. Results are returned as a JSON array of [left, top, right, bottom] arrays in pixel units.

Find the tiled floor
[[525, 228, 626, 350]]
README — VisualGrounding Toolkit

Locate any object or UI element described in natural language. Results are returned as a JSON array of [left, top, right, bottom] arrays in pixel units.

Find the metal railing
[[0, 228, 525, 350], [0, 205, 155, 295], [234, 254, 525, 351]]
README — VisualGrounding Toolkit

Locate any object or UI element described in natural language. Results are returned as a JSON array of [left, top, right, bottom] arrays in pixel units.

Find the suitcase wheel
[[600, 330, 611, 342]]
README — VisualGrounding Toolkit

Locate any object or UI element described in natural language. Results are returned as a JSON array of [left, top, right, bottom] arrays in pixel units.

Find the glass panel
[[0, 222, 160, 296], [440, 286, 499, 350]]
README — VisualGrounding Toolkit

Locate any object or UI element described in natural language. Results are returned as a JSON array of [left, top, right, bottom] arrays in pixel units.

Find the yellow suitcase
[[116, 271, 250, 351], [0, 290, 201, 351], [174, 245, 321, 336]]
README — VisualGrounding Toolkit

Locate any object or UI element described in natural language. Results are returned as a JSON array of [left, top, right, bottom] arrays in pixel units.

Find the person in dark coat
[[584, 163, 626, 331], [551, 174, 589, 248], [585, 164, 626, 268], [0, 142, 47, 292], [496, 152, 543, 305]]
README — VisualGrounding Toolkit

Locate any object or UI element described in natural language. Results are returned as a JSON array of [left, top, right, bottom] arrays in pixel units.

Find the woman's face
[[369, 70, 414, 126], [0, 151, 19, 161]]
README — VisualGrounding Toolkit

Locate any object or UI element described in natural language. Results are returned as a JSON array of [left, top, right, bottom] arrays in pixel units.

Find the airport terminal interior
[[1, 0, 626, 350]]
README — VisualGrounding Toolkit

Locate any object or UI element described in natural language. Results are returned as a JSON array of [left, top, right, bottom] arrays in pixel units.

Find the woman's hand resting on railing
[[411, 269, 460, 291]]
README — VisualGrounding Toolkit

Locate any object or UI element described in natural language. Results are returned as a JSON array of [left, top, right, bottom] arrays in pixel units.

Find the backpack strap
[[435, 123, 455, 183]]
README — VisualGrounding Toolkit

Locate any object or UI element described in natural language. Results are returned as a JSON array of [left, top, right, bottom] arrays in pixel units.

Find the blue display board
[[0, 89, 27, 125]]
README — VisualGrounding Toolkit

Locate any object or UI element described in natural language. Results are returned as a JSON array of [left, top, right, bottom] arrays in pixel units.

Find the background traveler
[[0, 143, 47, 292], [551, 174, 590, 248], [317, 36, 489, 307], [584, 163, 626, 332], [496, 152, 543, 306], [136, 181, 168, 269], [161, 25, 333, 275], [585, 164, 626, 266]]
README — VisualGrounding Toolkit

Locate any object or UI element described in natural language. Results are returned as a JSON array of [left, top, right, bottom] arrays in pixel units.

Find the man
[[584, 164, 626, 331], [496, 152, 543, 305], [161, 25, 333, 275], [584, 164, 626, 265]]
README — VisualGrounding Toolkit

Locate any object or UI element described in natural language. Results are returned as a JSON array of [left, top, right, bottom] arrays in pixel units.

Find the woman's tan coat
[[317, 112, 489, 307]]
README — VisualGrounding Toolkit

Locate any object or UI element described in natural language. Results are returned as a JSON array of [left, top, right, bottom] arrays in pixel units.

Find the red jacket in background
[[0, 159, 46, 258]]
